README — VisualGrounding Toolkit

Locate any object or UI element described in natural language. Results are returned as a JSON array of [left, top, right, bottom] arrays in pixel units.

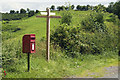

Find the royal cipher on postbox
[[22, 34, 35, 53]]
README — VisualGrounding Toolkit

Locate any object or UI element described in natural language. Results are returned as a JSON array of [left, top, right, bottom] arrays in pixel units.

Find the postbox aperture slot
[[31, 37, 35, 39]]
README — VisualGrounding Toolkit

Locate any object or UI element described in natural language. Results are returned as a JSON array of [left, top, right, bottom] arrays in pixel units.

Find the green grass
[[2, 10, 93, 42], [3, 50, 118, 78], [2, 14, 59, 42], [2, 10, 119, 78]]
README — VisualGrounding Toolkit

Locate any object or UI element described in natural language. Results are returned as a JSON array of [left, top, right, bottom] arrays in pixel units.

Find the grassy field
[[2, 10, 92, 41], [1, 10, 119, 78]]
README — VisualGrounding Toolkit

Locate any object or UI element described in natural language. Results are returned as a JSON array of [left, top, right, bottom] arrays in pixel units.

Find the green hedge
[[51, 12, 118, 58]]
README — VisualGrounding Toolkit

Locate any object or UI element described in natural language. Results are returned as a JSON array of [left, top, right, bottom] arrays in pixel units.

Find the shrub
[[2, 13, 28, 21], [51, 24, 102, 58], [2, 40, 24, 72], [105, 13, 119, 25], [28, 10, 35, 17], [51, 14, 118, 57], [81, 12, 107, 32], [60, 11, 72, 25]]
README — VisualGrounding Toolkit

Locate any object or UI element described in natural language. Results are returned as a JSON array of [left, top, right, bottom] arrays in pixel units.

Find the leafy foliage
[[2, 13, 27, 21], [107, 1, 120, 19], [1, 9, 118, 78], [35, 10, 39, 13], [28, 10, 35, 17], [57, 6, 65, 11], [81, 12, 106, 32], [51, 12, 118, 58], [93, 4, 106, 12], [106, 2, 114, 13], [2, 40, 23, 72], [2, 8, 38, 21], [113, 1, 120, 19], [20, 8, 26, 14], [60, 11, 72, 25], [105, 13, 119, 25], [10, 10, 15, 14], [71, 5, 75, 10], [50, 5, 55, 10]]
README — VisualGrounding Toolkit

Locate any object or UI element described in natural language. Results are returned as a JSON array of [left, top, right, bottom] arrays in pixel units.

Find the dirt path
[[67, 66, 118, 78], [100, 66, 118, 78]]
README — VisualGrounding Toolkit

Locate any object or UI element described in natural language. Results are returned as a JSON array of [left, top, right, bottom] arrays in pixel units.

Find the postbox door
[[23, 35, 30, 53]]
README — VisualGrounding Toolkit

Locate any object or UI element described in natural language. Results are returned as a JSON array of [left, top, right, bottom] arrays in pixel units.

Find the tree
[[93, 4, 106, 12], [90, 6, 94, 10], [65, 6, 69, 10], [71, 5, 75, 10], [61, 6, 65, 10], [51, 5, 55, 10], [20, 8, 26, 14], [82, 6, 87, 11], [106, 2, 114, 13], [16, 11, 19, 14], [113, 1, 120, 19], [35, 10, 39, 13], [28, 10, 35, 17], [10, 10, 15, 14], [61, 11, 72, 25], [76, 5, 81, 10], [106, 1, 120, 19], [57, 6, 65, 11], [27, 8, 30, 13], [57, 6, 61, 11], [87, 5, 90, 10]]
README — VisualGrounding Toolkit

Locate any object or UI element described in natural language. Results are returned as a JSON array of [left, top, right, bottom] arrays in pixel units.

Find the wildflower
[[4, 70, 6, 77]]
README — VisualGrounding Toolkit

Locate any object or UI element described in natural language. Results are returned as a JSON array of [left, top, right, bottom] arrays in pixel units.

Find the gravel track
[[100, 66, 118, 78], [67, 66, 119, 78]]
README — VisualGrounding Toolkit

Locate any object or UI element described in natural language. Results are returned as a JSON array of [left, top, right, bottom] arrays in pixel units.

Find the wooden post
[[46, 8, 50, 61], [36, 8, 61, 61], [28, 53, 30, 72]]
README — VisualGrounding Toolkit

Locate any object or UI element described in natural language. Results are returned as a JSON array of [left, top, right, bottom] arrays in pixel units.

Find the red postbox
[[22, 34, 35, 53]]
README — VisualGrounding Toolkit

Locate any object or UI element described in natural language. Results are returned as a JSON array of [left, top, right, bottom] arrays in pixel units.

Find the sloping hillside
[[2, 10, 119, 78]]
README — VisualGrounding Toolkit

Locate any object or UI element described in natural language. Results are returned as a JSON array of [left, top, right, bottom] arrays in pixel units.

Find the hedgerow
[[51, 12, 118, 58]]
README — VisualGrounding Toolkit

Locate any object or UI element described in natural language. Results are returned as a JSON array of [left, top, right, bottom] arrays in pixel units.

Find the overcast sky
[[0, 0, 117, 13]]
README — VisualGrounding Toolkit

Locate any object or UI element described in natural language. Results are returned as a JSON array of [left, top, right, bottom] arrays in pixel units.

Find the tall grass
[[1, 37, 118, 78]]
